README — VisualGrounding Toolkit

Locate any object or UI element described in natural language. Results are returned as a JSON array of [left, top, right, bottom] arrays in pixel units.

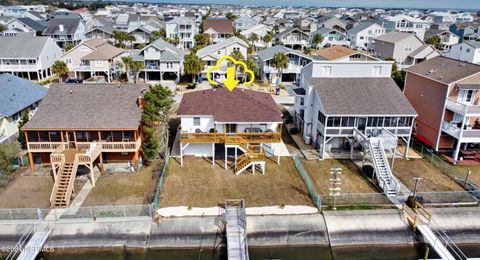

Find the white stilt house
[[177, 88, 284, 174], [293, 58, 417, 159]]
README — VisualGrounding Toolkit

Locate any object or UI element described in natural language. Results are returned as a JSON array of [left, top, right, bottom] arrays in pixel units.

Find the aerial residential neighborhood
[[0, 1, 479, 260]]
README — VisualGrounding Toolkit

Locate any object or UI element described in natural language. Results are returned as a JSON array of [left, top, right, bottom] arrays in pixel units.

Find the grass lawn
[[450, 165, 480, 187], [159, 157, 313, 208], [0, 167, 53, 208], [81, 160, 162, 206], [301, 159, 378, 195], [281, 123, 301, 154], [393, 159, 465, 192]]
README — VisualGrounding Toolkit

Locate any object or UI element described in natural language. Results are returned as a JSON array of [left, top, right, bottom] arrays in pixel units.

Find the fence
[[414, 191, 479, 205], [0, 204, 152, 222], [292, 153, 322, 209], [152, 150, 170, 209], [320, 193, 392, 206], [410, 140, 476, 186]]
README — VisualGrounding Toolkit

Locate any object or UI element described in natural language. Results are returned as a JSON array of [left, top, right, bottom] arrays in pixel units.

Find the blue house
[[0, 74, 47, 143], [449, 23, 480, 42]]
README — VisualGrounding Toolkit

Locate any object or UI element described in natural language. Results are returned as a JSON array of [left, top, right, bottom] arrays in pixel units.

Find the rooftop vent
[[118, 85, 121, 88], [70, 90, 73, 94]]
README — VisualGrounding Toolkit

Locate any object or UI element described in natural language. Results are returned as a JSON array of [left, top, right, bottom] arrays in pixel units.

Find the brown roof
[[83, 38, 107, 49], [312, 45, 358, 60], [177, 88, 282, 123], [22, 83, 149, 130], [405, 56, 480, 85], [82, 44, 125, 60], [203, 18, 234, 34]]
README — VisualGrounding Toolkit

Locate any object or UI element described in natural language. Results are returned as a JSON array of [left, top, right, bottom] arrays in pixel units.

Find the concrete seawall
[[0, 208, 479, 252]]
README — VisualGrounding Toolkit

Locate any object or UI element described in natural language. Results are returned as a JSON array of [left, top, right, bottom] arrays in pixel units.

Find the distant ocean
[[99, 0, 480, 11]]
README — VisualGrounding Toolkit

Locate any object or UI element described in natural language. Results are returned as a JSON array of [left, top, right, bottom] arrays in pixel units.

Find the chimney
[[59, 24, 64, 32], [137, 96, 146, 109]]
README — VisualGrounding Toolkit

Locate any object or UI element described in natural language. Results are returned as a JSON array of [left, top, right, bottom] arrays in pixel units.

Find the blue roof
[[0, 74, 47, 117]]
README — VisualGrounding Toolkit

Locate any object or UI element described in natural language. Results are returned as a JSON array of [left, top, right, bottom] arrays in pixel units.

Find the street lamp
[[413, 177, 423, 200]]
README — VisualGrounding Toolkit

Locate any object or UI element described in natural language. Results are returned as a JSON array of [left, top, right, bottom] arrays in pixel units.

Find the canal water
[[43, 244, 480, 260]]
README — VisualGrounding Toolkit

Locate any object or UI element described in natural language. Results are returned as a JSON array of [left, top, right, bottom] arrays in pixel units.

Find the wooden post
[[90, 162, 95, 187], [28, 152, 35, 172], [180, 143, 183, 166], [134, 150, 140, 174], [224, 146, 227, 170], [212, 143, 215, 166]]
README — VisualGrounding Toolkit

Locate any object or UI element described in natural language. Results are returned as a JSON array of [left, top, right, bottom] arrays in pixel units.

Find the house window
[[193, 117, 200, 126], [466, 48, 471, 53], [323, 66, 332, 76], [372, 66, 382, 76], [297, 97, 304, 106], [95, 60, 103, 66], [458, 89, 475, 104], [317, 111, 326, 125], [217, 50, 221, 55], [65, 58, 72, 64], [12, 112, 21, 122]]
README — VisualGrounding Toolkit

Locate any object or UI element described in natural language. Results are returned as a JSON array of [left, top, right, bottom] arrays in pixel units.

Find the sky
[[145, 0, 480, 10]]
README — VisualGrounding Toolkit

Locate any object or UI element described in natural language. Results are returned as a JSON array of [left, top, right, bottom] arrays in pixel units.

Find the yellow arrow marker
[[223, 66, 240, 92]]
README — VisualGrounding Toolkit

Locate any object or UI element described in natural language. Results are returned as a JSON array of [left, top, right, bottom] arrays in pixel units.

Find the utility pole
[[413, 177, 423, 200], [329, 165, 342, 210]]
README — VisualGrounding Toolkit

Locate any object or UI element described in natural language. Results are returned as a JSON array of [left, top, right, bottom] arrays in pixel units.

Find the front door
[[225, 124, 237, 134], [65, 131, 75, 148], [357, 117, 367, 134]]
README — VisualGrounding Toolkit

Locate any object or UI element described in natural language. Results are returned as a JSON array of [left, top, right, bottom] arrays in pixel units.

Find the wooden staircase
[[231, 140, 266, 175], [50, 158, 78, 208]]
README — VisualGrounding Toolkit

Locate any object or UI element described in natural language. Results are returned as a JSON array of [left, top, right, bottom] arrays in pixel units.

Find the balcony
[[27, 138, 141, 153], [441, 121, 480, 141], [0, 64, 38, 71], [179, 130, 282, 144], [445, 98, 480, 115]]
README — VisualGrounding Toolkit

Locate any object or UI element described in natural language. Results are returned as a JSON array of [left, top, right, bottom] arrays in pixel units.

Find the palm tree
[[130, 61, 145, 83], [248, 33, 259, 45], [311, 33, 324, 49], [166, 37, 180, 46], [149, 28, 166, 42], [51, 60, 69, 83], [271, 52, 289, 84], [230, 49, 245, 79], [121, 56, 133, 83], [263, 33, 273, 47], [304, 47, 313, 55], [183, 53, 204, 83], [194, 33, 210, 47], [244, 58, 257, 82]]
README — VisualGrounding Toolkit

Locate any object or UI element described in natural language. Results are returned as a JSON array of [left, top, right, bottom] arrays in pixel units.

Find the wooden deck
[[180, 131, 282, 144], [62, 149, 86, 163]]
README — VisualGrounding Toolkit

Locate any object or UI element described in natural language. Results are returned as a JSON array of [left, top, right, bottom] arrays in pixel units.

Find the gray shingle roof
[[16, 18, 46, 31], [0, 74, 47, 117], [165, 16, 195, 25], [44, 17, 81, 35], [405, 56, 480, 84], [196, 37, 248, 58], [135, 38, 185, 61], [23, 83, 149, 130], [374, 31, 415, 43], [347, 22, 376, 35], [0, 34, 50, 59], [309, 77, 417, 116], [257, 45, 312, 61]]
